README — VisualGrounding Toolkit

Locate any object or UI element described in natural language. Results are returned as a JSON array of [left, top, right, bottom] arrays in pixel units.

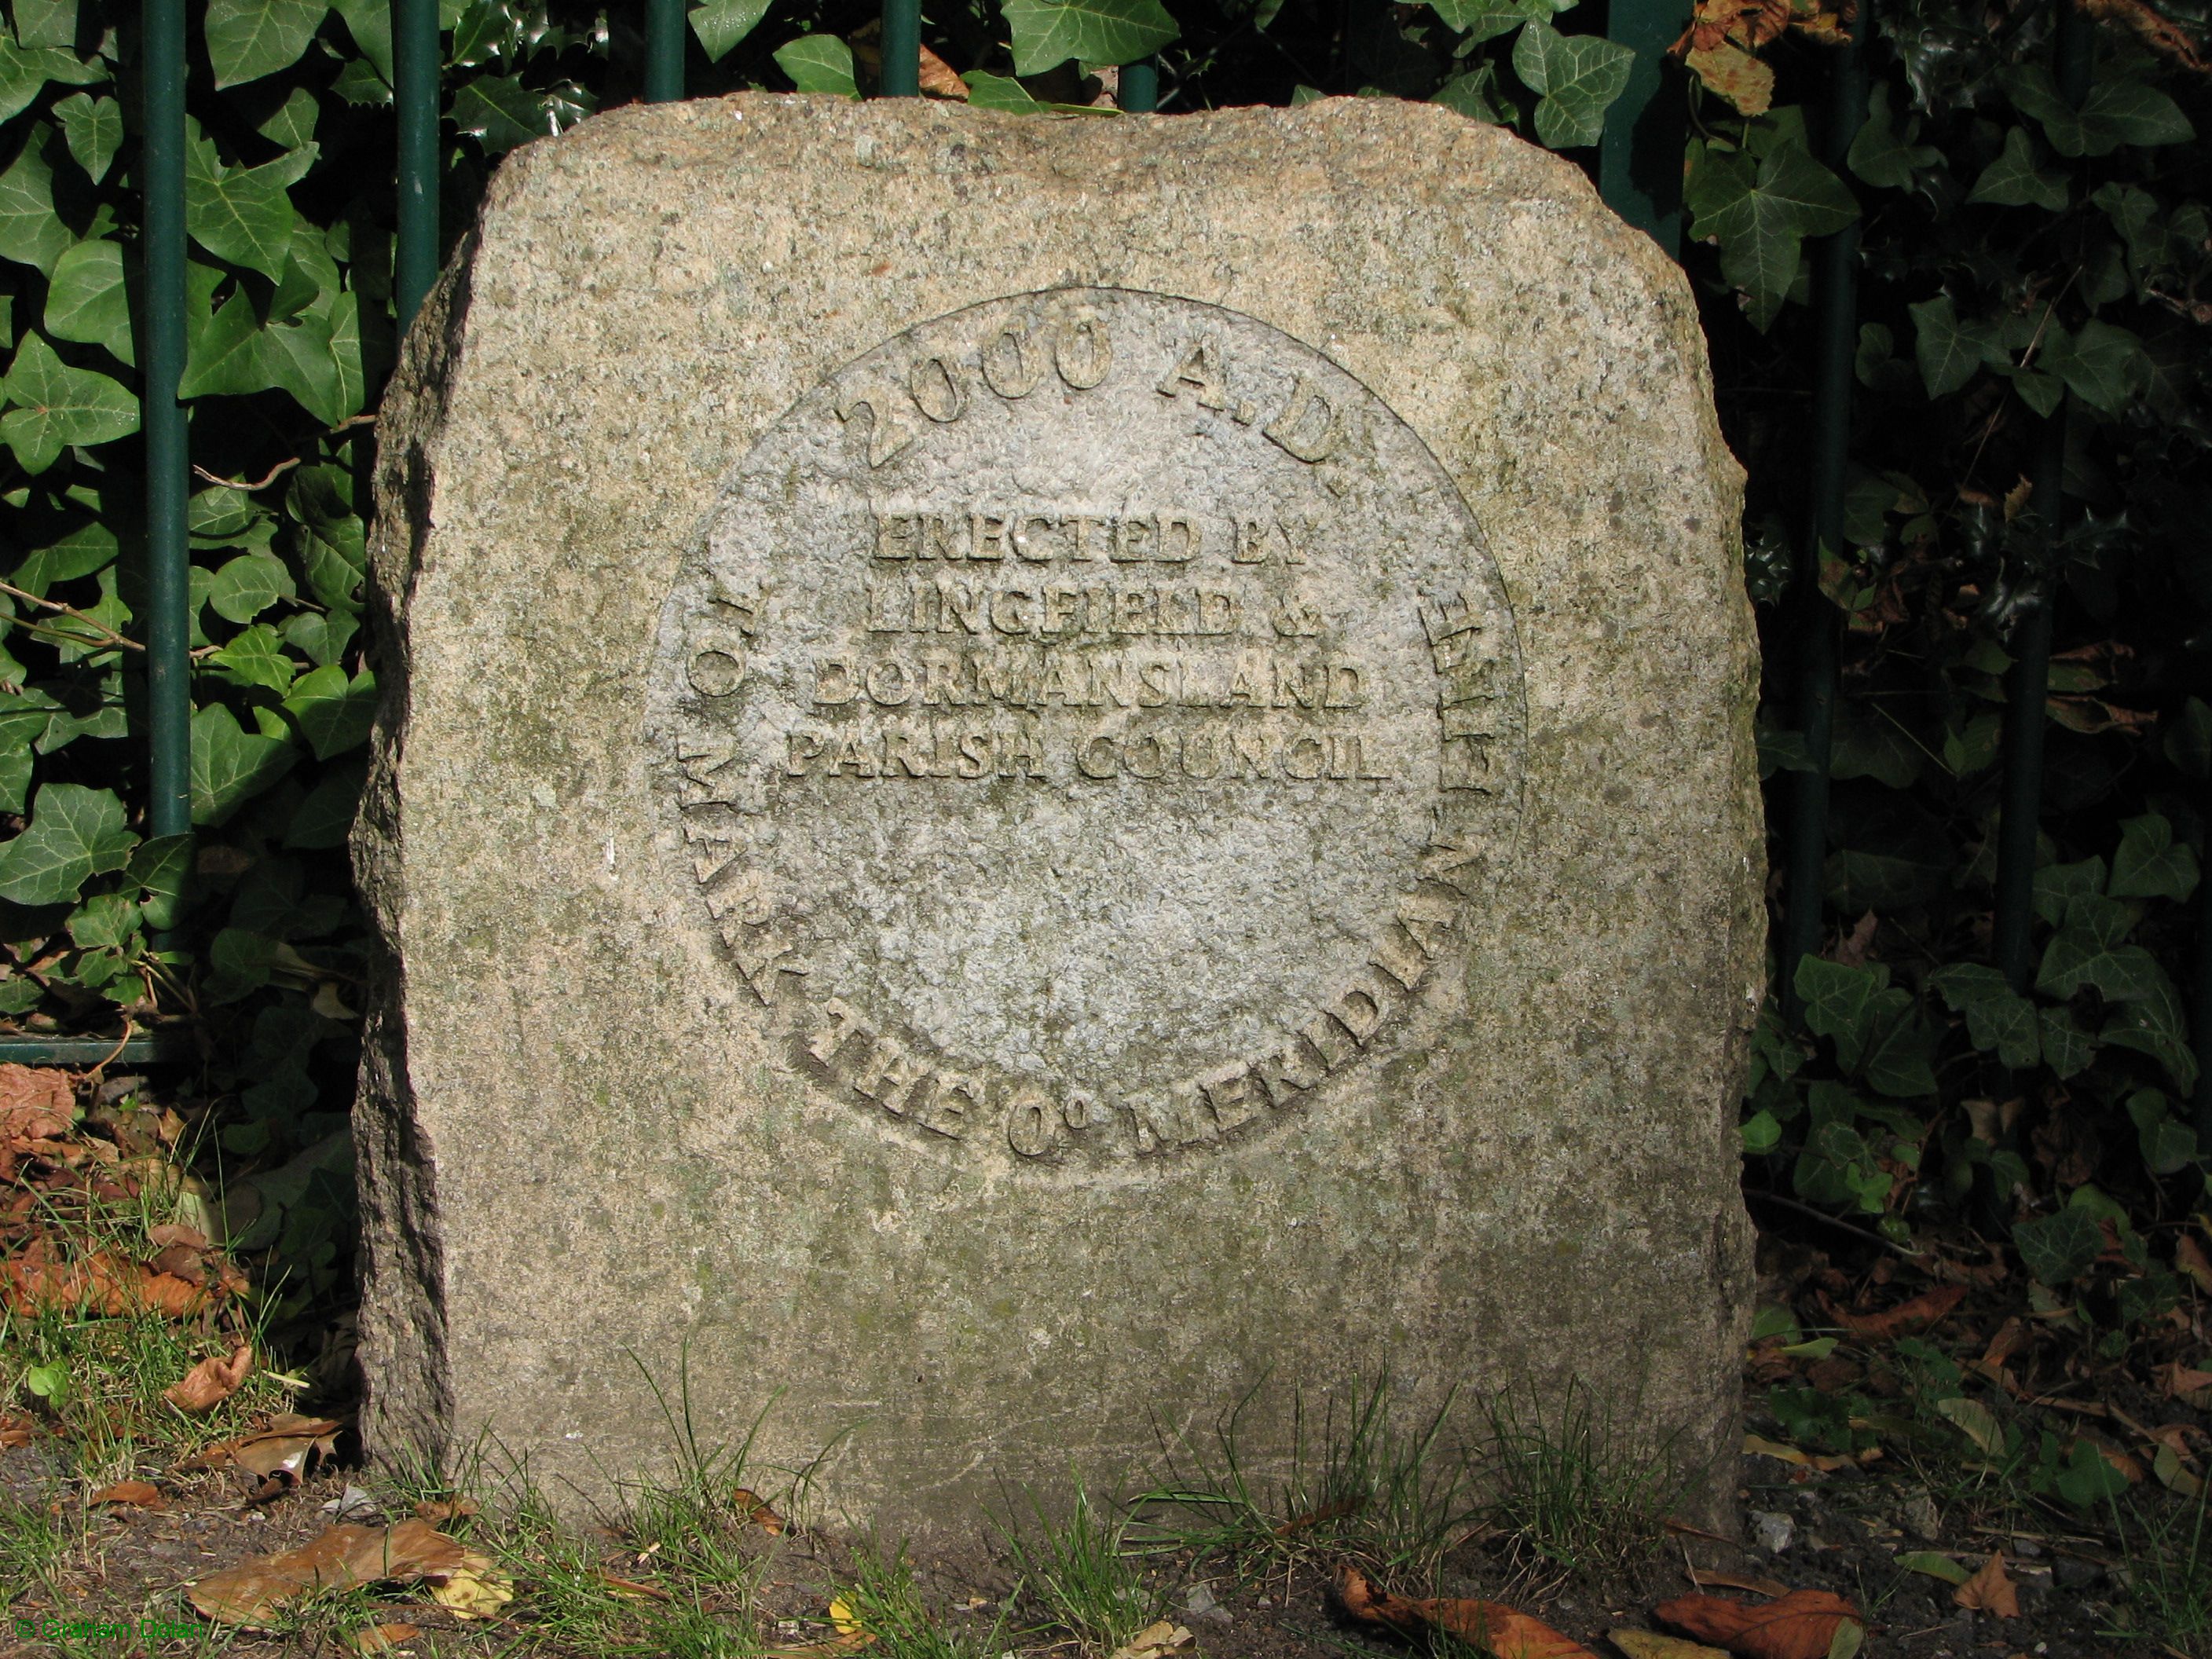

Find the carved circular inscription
[[651, 288, 1525, 1164]]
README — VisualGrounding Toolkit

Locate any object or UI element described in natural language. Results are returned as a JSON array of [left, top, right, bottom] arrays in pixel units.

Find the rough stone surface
[[358, 93, 1760, 1540]]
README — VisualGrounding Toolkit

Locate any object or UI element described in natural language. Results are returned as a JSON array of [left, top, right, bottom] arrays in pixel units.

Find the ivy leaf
[[1, 331, 138, 474], [1909, 295, 1998, 397], [1862, 1006, 1940, 1097], [688, 0, 770, 60], [204, 0, 328, 90], [2014, 1206, 2104, 1285], [0, 137, 76, 275], [207, 551, 298, 624], [1794, 956, 1895, 1074], [1928, 962, 2041, 1070], [2037, 893, 2161, 1002], [327, 0, 394, 85], [967, 71, 1049, 113], [2110, 813, 2199, 903], [207, 622, 298, 693], [0, 38, 104, 126], [180, 288, 266, 399], [2166, 698, 2212, 781], [2128, 1091, 2197, 1176], [11, 0, 80, 51], [1686, 137, 1857, 326], [12, 520, 116, 596], [190, 703, 295, 827], [1847, 84, 1939, 189], [42, 236, 133, 366], [185, 132, 312, 282], [2040, 1008, 2098, 1079], [285, 760, 367, 850], [1432, 0, 1551, 45], [1968, 125, 2067, 211], [52, 92, 120, 184], [126, 833, 195, 931], [2078, 75, 2193, 152], [2033, 856, 2108, 925], [0, 782, 137, 906], [1004, 0, 1179, 77], [257, 309, 346, 423], [282, 665, 379, 759], [2039, 318, 2148, 413], [1512, 21, 1632, 150], [772, 34, 859, 96], [2102, 967, 2197, 1093]]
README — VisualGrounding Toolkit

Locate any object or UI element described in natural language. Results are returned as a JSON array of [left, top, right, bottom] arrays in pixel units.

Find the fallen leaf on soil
[[189, 1519, 470, 1627], [765, 1595, 880, 1659], [88, 1480, 164, 1508], [1689, 1570, 1790, 1599], [1935, 1397, 2005, 1456], [2, 1243, 211, 1319], [733, 1485, 786, 1533], [1338, 1565, 1599, 1659], [916, 43, 968, 98], [2155, 1443, 2206, 1497], [1895, 1551, 1970, 1585], [346, 1624, 420, 1654], [1108, 1621, 1196, 1659], [426, 1547, 514, 1620], [599, 1571, 674, 1601], [0, 1064, 76, 1143], [1653, 1590, 1862, 1659], [1610, 1635, 1732, 1659], [0, 1412, 35, 1448], [1819, 1283, 1966, 1340], [164, 1343, 253, 1413], [2176, 1235, 2212, 1295], [2159, 1362, 2212, 1409], [413, 1494, 480, 1524], [1276, 1496, 1363, 1536], [1953, 1552, 2020, 1617], [181, 1412, 343, 1480], [148, 1221, 209, 1251], [1742, 1434, 1881, 1474]]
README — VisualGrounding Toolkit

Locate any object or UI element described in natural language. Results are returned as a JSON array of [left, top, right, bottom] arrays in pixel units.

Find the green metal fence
[[0, 0, 2093, 1081]]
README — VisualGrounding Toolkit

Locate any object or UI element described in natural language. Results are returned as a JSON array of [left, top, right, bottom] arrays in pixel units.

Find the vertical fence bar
[[142, 0, 191, 845], [1779, 4, 1870, 1020], [1990, 0, 2092, 993], [394, 0, 441, 331], [1118, 57, 1159, 112], [879, 0, 921, 96], [645, 0, 685, 102], [1597, 0, 1687, 253]]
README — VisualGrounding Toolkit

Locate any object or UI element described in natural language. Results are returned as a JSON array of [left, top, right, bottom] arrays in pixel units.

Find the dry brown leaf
[[2176, 1235, 2212, 1295], [2075, 0, 2210, 71], [0, 1064, 76, 1142], [1108, 1621, 1196, 1659], [1685, 40, 1774, 114], [148, 1221, 210, 1251], [733, 1485, 786, 1533], [413, 1494, 481, 1524], [182, 1413, 345, 1478], [766, 1599, 877, 1659], [346, 1624, 421, 1654], [916, 43, 969, 98], [1689, 1569, 1790, 1599], [1276, 1495, 1363, 1536], [0, 1411, 36, 1449], [1821, 1283, 1967, 1339], [2, 1246, 211, 1319], [1653, 1590, 1862, 1659], [190, 1519, 471, 1627], [1610, 1635, 1733, 1659], [88, 1480, 164, 1508], [164, 1343, 254, 1413], [1953, 1552, 2020, 1618], [599, 1571, 674, 1601], [427, 1547, 515, 1620], [1742, 1434, 1880, 1474], [1338, 1565, 1600, 1659], [2158, 1361, 2212, 1408]]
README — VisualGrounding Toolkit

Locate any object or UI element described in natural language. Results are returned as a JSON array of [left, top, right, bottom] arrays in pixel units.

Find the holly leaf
[[42, 236, 134, 366], [688, 0, 770, 60], [772, 34, 859, 95], [1968, 125, 2067, 211], [0, 782, 137, 906], [449, 72, 548, 154], [2111, 814, 2199, 903], [204, 0, 328, 90], [189, 704, 295, 827], [53, 92, 121, 184], [2, 331, 138, 474], [1512, 20, 1632, 149]]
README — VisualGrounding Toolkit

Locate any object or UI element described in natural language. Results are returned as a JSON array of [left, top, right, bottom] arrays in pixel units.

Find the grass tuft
[[996, 1475, 1163, 1652], [1475, 1377, 1687, 1582]]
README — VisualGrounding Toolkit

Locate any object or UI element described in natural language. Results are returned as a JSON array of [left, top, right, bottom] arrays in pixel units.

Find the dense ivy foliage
[[0, 0, 2206, 1318]]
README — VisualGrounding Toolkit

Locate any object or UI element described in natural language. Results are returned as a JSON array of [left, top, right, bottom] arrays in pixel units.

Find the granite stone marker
[[358, 93, 1760, 1537]]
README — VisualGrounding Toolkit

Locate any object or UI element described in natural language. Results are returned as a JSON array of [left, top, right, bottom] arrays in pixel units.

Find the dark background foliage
[[0, 0, 2207, 1346]]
